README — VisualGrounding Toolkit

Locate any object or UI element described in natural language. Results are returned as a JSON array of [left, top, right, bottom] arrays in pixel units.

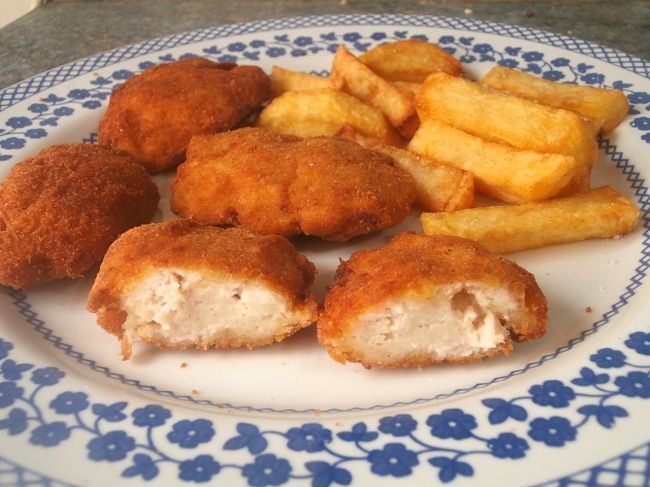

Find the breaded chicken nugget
[[171, 127, 415, 241], [87, 220, 318, 359], [0, 144, 159, 289], [98, 58, 271, 173], [318, 232, 547, 368]]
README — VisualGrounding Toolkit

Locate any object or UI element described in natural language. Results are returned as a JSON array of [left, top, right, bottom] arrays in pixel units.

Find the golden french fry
[[337, 126, 474, 211], [359, 39, 462, 82], [330, 45, 416, 136], [408, 119, 576, 204], [256, 88, 402, 145], [270, 66, 331, 97], [480, 66, 629, 133], [420, 186, 639, 254], [392, 81, 422, 96], [416, 72, 597, 194]]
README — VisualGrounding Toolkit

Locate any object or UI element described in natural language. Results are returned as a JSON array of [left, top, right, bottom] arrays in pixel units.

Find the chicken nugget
[[318, 232, 547, 368], [0, 144, 159, 289], [171, 127, 415, 241], [98, 58, 271, 173], [87, 220, 318, 359]]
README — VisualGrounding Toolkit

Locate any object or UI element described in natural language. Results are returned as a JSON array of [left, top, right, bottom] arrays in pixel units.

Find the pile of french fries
[[257, 38, 639, 253]]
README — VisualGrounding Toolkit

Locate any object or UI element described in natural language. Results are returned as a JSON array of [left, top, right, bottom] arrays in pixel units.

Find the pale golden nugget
[[420, 186, 639, 254], [318, 232, 547, 368], [480, 66, 629, 133], [270, 66, 331, 97]]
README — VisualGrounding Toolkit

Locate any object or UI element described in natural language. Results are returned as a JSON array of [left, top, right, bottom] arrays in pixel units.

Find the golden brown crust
[[318, 232, 547, 367], [171, 127, 416, 241], [0, 144, 159, 289], [87, 219, 317, 339], [98, 58, 271, 173]]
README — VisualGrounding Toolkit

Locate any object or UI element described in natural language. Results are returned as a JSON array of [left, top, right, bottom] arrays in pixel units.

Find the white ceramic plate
[[0, 14, 648, 487]]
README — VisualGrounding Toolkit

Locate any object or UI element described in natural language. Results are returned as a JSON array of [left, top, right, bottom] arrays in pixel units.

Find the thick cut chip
[[270, 66, 331, 97], [256, 88, 402, 145], [420, 186, 639, 254], [480, 66, 629, 133], [359, 39, 463, 82], [416, 72, 598, 194], [408, 119, 576, 204], [330, 45, 417, 136]]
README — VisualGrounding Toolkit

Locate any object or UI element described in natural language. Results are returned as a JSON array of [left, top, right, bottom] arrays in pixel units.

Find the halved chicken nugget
[[318, 232, 547, 368]]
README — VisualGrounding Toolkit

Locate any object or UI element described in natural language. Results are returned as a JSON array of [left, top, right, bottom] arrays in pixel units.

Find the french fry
[[330, 45, 417, 137], [480, 66, 629, 133], [270, 66, 331, 97], [337, 126, 474, 211], [416, 72, 598, 194], [408, 119, 576, 204], [392, 81, 422, 96], [256, 88, 403, 145], [420, 186, 639, 254], [359, 39, 462, 82]]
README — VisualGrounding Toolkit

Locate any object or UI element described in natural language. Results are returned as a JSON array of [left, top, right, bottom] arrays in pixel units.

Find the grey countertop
[[1, 0, 648, 90]]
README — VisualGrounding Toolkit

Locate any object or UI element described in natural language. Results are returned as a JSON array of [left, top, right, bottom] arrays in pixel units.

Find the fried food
[[420, 186, 639, 254], [171, 127, 415, 241], [0, 144, 159, 289], [270, 65, 331, 97], [318, 232, 547, 368], [87, 220, 318, 359], [98, 57, 271, 173]]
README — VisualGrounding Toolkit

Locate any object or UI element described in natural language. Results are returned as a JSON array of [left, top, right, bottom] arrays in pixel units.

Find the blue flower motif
[[294, 36, 313, 47], [612, 80, 633, 89], [243, 51, 260, 61], [337, 422, 378, 442], [525, 63, 542, 74], [28, 103, 49, 113], [371, 32, 387, 41], [551, 57, 570, 67], [286, 423, 332, 452], [529, 380, 576, 408], [571, 367, 609, 387], [505, 46, 521, 56], [250, 40, 266, 48], [6, 117, 32, 128], [643, 133, 650, 143], [343, 32, 361, 42], [522, 51, 543, 62], [53, 107, 74, 117], [631, 117, 650, 131], [590, 348, 626, 368], [497, 59, 519, 68], [578, 404, 628, 429], [0, 382, 23, 408], [68, 89, 90, 99], [581, 73, 605, 85], [460, 55, 476, 63], [92, 402, 127, 422], [0, 408, 28, 435], [459, 37, 473, 46], [443, 47, 456, 55], [266, 47, 286, 58], [438, 35, 454, 44], [87, 430, 136, 462], [228, 42, 247, 52], [42, 94, 65, 103], [242, 454, 291, 486], [91, 76, 113, 86], [224, 422, 268, 454], [132, 404, 171, 427], [482, 398, 527, 425], [577, 62, 594, 73], [0, 359, 32, 380], [122, 453, 159, 481], [112, 69, 133, 80], [25, 128, 48, 138], [487, 432, 529, 459], [30, 422, 71, 447], [428, 457, 473, 483], [543, 70, 565, 81], [50, 391, 89, 414], [528, 416, 577, 447], [40, 118, 59, 127], [426, 408, 477, 439], [306, 461, 352, 487], [614, 371, 650, 398], [82, 100, 101, 109], [472, 43, 492, 54], [327, 44, 338, 54], [139, 61, 155, 70], [274, 34, 289, 42], [412, 34, 428, 41], [0, 137, 26, 150], [368, 443, 418, 477], [217, 54, 238, 63], [378, 414, 417, 437], [167, 419, 215, 448], [628, 92, 650, 104], [0, 340, 13, 359], [179, 454, 221, 483], [625, 332, 650, 355]]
